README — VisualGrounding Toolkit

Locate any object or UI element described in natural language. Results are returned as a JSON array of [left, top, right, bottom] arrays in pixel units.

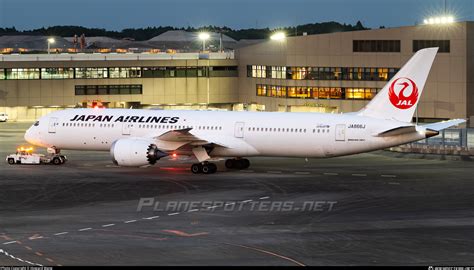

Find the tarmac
[[1, 122, 474, 266]]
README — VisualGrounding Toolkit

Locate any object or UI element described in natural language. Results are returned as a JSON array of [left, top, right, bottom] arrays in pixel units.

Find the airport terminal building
[[0, 22, 473, 126]]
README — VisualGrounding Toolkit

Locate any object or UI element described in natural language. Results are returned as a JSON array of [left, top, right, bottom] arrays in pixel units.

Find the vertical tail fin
[[358, 47, 438, 123]]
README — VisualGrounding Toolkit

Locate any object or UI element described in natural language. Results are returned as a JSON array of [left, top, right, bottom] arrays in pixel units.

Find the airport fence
[[391, 128, 474, 156]]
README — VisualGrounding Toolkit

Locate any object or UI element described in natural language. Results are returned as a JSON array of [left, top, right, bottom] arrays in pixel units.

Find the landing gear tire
[[202, 163, 217, 174], [191, 163, 202, 174], [191, 163, 217, 174], [209, 163, 217, 173], [7, 158, 14, 165], [225, 158, 250, 170], [241, 159, 250, 169], [225, 159, 234, 169]]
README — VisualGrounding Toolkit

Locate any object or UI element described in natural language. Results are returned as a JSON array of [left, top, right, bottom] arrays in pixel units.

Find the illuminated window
[[256, 84, 378, 100], [270, 86, 277, 97], [319, 88, 330, 99], [256, 84, 268, 96], [365, 88, 377, 99], [288, 87, 310, 98], [378, 68, 388, 81], [41, 68, 74, 79], [109, 67, 141, 78], [311, 87, 319, 99], [333, 68, 342, 80], [330, 87, 343, 99], [252, 65, 266, 78], [0, 69, 4, 80], [247, 64, 398, 81], [277, 86, 287, 97], [75, 68, 107, 79], [345, 88, 366, 99], [6, 68, 40, 79], [270, 66, 286, 79]]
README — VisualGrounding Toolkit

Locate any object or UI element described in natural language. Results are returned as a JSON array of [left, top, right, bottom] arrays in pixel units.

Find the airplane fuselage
[[25, 108, 427, 159]]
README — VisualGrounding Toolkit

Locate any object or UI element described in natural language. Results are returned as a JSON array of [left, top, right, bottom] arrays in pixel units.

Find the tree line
[[0, 21, 368, 41]]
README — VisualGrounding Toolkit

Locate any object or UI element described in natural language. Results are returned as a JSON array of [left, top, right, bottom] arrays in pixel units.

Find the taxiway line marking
[[388, 182, 401, 185], [381, 174, 397, 178], [53, 232, 68, 236], [78, 228, 92, 232], [0, 248, 43, 266], [102, 224, 115, 227], [2, 241, 17, 245], [168, 212, 179, 216], [259, 196, 270, 200], [352, 173, 367, 177], [295, 172, 310, 175], [124, 220, 137, 224], [242, 199, 253, 203], [324, 172, 338, 176], [188, 209, 199, 212], [267, 171, 282, 174], [143, 216, 160, 220], [219, 242, 306, 266]]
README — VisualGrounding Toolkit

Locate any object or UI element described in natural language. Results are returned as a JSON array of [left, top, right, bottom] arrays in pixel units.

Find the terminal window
[[41, 68, 74, 79], [256, 84, 379, 100], [1, 66, 237, 80], [353, 40, 401, 52], [5, 68, 40, 79], [248, 65, 399, 81], [413, 40, 450, 53], [75, 84, 143, 96]]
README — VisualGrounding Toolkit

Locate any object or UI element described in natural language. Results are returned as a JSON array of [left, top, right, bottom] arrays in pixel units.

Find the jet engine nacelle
[[110, 138, 168, 167]]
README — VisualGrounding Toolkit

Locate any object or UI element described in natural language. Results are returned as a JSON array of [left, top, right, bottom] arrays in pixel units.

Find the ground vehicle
[[0, 113, 8, 122], [6, 147, 67, 165]]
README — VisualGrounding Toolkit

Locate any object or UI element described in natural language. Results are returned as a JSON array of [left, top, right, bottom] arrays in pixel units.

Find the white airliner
[[24, 48, 465, 174]]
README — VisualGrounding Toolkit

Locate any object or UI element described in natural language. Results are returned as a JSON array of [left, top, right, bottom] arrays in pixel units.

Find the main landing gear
[[225, 158, 250, 170], [191, 162, 217, 174], [190, 158, 251, 174]]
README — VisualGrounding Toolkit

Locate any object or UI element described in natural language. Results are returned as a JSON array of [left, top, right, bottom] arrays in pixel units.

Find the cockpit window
[[33, 121, 40, 126]]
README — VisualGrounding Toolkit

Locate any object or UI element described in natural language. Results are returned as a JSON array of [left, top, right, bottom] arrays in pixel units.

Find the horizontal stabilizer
[[374, 125, 416, 137], [422, 119, 466, 131]]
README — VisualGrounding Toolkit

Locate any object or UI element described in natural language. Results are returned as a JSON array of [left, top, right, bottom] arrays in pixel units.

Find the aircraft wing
[[151, 128, 232, 151], [422, 119, 466, 131]]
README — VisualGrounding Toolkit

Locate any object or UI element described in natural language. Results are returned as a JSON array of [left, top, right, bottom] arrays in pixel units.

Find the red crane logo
[[388, 77, 419, 109]]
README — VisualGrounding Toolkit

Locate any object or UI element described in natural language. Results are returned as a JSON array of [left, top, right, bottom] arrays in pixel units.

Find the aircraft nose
[[24, 128, 34, 144]]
